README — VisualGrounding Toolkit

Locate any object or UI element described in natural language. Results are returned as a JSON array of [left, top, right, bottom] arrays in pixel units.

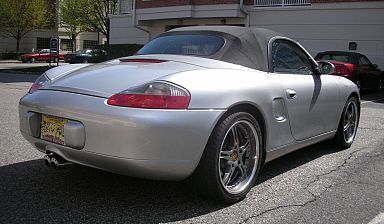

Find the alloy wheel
[[343, 100, 358, 144], [218, 120, 260, 194]]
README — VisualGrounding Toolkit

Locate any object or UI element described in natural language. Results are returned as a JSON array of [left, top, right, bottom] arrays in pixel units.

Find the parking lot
[[0, 71, 383, 224]]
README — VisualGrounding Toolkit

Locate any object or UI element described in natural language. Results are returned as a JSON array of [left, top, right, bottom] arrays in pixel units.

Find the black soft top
[[160, 26, 284, 72]]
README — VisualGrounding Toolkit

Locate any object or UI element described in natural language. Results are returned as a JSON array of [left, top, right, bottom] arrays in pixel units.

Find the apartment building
[[110, 0, 384, 68]]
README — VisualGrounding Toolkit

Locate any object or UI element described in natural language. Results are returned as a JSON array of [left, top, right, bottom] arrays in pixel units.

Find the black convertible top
[[163, 26, 284, 72]]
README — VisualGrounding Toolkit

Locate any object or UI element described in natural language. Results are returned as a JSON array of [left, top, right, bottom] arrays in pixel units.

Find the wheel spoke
[[231, 126, 240, 149], [238, 163, 247, 180], [223, 166, 235, 185], [239, 139, 250, 156], [220, 150, 232, 161], [344, 123, 351, 132]]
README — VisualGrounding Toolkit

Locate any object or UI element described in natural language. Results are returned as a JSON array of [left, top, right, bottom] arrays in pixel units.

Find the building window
[[36, 37, 51, 50], [349, 42, 357, 51], [119, 0, 131, 14], [61, 39, 74, 52], [254, 0, 311, 7], [83, 40, 99, 49]]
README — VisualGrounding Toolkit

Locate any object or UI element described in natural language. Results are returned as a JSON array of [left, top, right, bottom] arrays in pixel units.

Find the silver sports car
[[19, 26, 360, 203]]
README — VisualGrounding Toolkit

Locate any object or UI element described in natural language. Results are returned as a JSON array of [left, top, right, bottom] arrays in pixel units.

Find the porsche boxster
[[19, 26, 360, 203]]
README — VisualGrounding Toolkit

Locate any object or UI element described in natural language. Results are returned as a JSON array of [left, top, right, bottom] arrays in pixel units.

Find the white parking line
[[367, 213, 384, 224], [361, 97, 384, 104]]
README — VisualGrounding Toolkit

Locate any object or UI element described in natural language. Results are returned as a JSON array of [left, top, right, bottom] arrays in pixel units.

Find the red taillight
[[29, 83, 44, 93], [28, 74, 50, 94], [107, 82, 190, 109], [107, 94, 190, 109]]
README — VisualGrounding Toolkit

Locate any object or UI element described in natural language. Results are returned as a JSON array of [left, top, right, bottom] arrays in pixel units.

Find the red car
[[19, 49, 65, 63], [315, 51, 383, 90]]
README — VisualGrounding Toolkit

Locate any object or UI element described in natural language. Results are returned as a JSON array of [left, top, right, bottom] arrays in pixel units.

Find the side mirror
[[317, 61, 335, 75]]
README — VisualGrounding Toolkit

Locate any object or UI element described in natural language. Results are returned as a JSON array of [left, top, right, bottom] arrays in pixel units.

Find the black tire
[[332, 97, 359, 149], [30, 57, 36, 63], [379, 76, 384, 91], [356, 78, 362, 91], [53, 57, 58, 63], [190, 112, 264, 203]]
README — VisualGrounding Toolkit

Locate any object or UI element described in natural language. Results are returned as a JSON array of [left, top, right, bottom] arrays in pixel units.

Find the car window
[[271, 39, 313, 75], [318, 54, 349, 63], [136, 34, 225, 56], [359, 56, 371, 66]]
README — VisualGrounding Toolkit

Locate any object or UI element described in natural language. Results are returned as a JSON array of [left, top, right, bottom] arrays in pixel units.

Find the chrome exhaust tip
[[43, 153, 73, 169]]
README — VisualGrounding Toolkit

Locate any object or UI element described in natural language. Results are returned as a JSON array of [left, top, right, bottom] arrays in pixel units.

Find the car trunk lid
[[44, 57, 207, 98]]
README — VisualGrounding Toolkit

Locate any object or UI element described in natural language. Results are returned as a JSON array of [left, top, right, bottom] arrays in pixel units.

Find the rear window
[[136, 34, 225, 56]]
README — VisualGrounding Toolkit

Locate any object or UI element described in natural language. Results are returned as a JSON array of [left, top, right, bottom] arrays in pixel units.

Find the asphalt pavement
[[0, 71, 383, 224]]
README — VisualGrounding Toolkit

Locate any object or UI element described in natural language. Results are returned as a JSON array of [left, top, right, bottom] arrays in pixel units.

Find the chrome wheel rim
[[218, 120, 259, 194], [343, 100, 358, 144]]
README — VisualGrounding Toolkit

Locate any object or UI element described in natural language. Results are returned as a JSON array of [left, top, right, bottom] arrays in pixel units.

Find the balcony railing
[[254, 0, 311, 7]]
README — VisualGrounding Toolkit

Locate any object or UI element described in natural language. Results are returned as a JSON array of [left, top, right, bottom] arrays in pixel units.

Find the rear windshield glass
[[136, 34, 225, 56]]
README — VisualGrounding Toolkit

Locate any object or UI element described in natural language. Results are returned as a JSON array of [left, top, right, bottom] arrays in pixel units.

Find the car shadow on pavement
[[0, 142, 342, 223], [0, 72, 39, 83]]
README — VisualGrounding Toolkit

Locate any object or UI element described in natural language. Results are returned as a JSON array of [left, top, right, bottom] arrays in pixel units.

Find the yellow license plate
[[40, 114, 68, 145]]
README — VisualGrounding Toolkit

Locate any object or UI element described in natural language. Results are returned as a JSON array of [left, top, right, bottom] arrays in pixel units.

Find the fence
[[254, 0, 311, 7]]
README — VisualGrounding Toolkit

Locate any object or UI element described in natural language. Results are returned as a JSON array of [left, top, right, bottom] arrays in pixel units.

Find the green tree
[[59, 0, 88, 52], [81, 0, 119, 45], [0, 0, 51, 55]]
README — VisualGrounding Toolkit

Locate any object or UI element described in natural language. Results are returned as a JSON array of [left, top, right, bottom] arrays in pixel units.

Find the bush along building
[[110, 0, 384, 68]]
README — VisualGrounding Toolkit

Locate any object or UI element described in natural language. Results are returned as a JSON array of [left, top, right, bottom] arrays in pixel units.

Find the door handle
[[286, 89, 297, 99]]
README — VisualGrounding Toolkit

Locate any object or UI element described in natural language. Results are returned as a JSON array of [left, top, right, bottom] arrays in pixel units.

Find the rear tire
[[191, 112, 264, 203], [30, 57, 36, 63], [332, 97, 359, 149]]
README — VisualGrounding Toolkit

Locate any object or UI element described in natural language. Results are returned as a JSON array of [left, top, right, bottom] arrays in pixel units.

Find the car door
[[39, 50, 50, 61], [270, 39, 341, 141], [358, 55, 381, 89]]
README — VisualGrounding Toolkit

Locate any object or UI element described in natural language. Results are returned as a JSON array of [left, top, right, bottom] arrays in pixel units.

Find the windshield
[[136, 34, 225, 56]]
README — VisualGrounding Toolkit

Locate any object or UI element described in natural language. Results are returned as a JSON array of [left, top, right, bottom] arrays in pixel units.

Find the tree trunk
[[71, 33, 76, 52], [106, 17, 110, 45], [16, 37, 21, 58]]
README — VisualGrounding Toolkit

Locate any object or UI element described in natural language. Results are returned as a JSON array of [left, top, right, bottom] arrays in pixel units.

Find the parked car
[[19, 49, 65, 63], [315, 51, 383, 90], [19, 26, 360, 203], [64, 49, 107, 64]]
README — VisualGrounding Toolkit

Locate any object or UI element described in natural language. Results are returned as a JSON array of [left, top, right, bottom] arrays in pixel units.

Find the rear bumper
[[19, 90, 224, 180]]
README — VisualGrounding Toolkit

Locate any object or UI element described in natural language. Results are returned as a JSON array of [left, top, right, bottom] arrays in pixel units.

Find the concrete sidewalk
[[0, 60, 20, 63]]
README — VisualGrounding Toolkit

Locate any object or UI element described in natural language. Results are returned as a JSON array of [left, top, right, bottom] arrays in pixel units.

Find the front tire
[[30, 57, 36, 63], [332, 97, 359, 149], [191, 112, 263, 203]]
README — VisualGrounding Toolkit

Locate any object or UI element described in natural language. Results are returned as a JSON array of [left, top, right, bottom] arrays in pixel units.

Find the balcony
[[254, 0, 311, 7]]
